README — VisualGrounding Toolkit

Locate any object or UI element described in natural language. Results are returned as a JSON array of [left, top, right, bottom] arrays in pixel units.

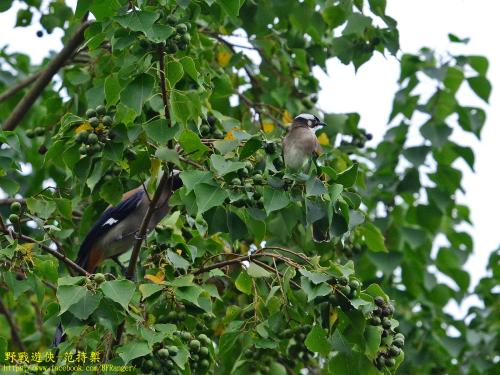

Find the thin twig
[[260, 246, 312, 265], [0, 297, 27, 351], [0, 226, 89, 276], [253, 258, 300, 289], [179, 155, 203, 169], [2, 20, 94, 131], [0, 72, 41, 103]]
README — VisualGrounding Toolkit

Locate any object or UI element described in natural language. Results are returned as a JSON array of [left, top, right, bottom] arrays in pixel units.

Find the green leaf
[[468, 55, 489, 76], [166, 249, 190, 270], [68, 290, 102, 320], [235, 271, 252, 295], [239, 138, 262, 159], [306, 177, 327, 197], [180, 170, 214, 192], [299, 269, 331, 284], [246, 263, 271, 278], [121, 74, 155, 114], [336, 163, 358, 187], [343, 13, 371, 36], [104, 74, 121, 105], [360, 222, 387, 252], [57, 285, 87, 315], [100, 280, 136, 310], [305, 325, 332, 354], [263, 186, 290, 215], [368, 0, 386, 16], [155, 147, 181, 167], [210, 154, 246, 175], [322, 5, 347, 28], [166, 60, 184, 89], [179, 56, 199, 82], [139, 284, 164, 300], [99, 178, 123, 206], [467, 76, 491, 103], [26, 198, 56, 219], [193, 183, 228, 214], [301, 277, 331, 302], [144, 119, 177, 145], [117, 341, 151, 365], [218, 0, 243, 18], [115, 11, 159, 35], [178, 130, 209, 158]]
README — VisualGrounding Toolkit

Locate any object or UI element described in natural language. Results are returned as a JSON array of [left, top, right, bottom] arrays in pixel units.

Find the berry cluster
[[370, 296, 404, 370], [26, 126, 46, 139], [76, 105, 114, 156], [281, 325, 314, 368], [7, 201, 22, 227], [165, 15, 191, 53], [199, 116, 223, 139], [339, 128, 373, 150], [228, 160, 266, 208], [242, 346, 276, 373], [264, 142, 285, 170]]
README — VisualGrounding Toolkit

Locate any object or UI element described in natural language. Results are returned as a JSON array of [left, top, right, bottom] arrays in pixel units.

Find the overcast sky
[[1, 0, 497, 317]]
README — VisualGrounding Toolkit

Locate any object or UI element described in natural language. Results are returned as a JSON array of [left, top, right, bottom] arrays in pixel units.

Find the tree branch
[[0, 72, 41, 103], [0, 226, 89, 276], [2, 20, 93, 131], [0, 296, 27, 352]]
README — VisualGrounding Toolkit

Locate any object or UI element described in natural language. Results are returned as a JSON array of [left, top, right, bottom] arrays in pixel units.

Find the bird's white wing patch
[[296, 113, 316, 120], [102, 218, 119, 227]]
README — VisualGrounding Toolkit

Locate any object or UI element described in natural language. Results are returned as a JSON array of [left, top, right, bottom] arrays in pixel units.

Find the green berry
[[10, 202, 21, 213], [349, 279, 361, 290], [370, 316, 381, 326], [198, 334, 210, 345], [374, 296, 385, 307], [385, 358, 396, 367], [339, 285, 351, 296], [244, 349, 253, 358], [339, 277, 348, 286], [253, 191, 261, 200], [86, 109, 96, 118], [245, 160, 254, 172], [213, 129, 223, 138], [165, 359, 175, 369], [393, 338, 404, 348], [79, 145, 88, 155], [382, 318, 391, 329], [388, 346, 401, 357], [96, 105, 106, 116], [181, 331, 191, 341], [76, 130, 89, 143], [200, 124, 210, 136], [253, 173, 263, 183], [35, 127, 45, 136], [231, 177, 242, 186], [91, 143, 102, 153], [394, 333, 405, 341], [166, 41, 178, 54], [26, 129, 35, 138], [181, 33, 191, 43], [94, 273, 106, 284], [176, 23, 188, 34], [244, 182, 253, 192], [166, 15, 178, 25], [239, 167, 249, 177], [167, 346, 179, 356], [200, 347, 209, 357], [167, 311, 178, 321], [87, 133, 98, 145], [102, 116, 113, 127], [142, 359, 154, 371], [200, 359, 210, 368], [158, 348, 170, 360], [189, 339, 201, 352], [191, 354, 199, 361], [8, 214, 19, 223], [88, 117, 99, 128]]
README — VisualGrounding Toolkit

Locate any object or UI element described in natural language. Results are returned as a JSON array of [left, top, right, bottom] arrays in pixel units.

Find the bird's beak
[[318, 121, 326, 127]]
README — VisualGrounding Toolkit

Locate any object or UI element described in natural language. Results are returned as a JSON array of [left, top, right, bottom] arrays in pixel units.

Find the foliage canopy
[[0, 0, 497, 374]]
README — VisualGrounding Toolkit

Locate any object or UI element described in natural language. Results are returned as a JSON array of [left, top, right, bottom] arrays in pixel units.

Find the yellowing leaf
[[217, 51, 231, 67], [144, 271, 165, 284], [317, 133, 330, 146], [224, 131, 235, 140], [19, 243, 34, 254], [75, 122, 92, 133], [262, 122, 275, 133], [329, 307, 338, 327], [176, 249, 183, 256], [282, 110, 293, 125]]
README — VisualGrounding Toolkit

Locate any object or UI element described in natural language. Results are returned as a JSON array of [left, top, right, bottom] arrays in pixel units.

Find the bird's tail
[[52, 321, 65, 347]]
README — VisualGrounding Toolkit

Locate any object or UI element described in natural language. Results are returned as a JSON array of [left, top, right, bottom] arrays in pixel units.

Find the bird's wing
[[75, 189, 145, 269]]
